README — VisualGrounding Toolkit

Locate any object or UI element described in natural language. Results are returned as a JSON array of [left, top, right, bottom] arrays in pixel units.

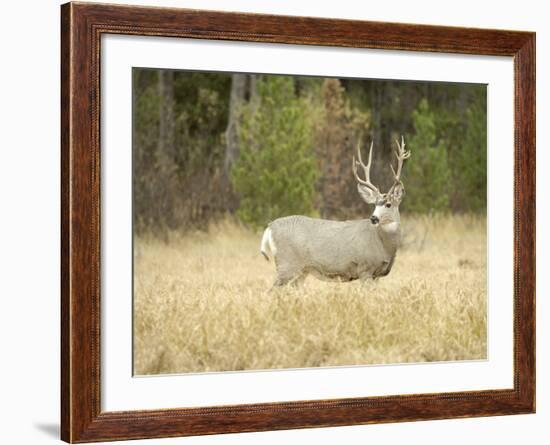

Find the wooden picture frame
[[61, 2, 535, 442]]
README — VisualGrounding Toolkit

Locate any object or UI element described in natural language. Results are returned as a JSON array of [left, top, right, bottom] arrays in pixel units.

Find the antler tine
[[391, 135, 411, 183], [353, 140, 380, 194]]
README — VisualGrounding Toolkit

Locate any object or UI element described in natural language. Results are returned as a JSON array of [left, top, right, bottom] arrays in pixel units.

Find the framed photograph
[[61, 2, 535, 442]]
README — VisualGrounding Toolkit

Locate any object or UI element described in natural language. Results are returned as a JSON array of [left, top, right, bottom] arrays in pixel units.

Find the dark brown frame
[[61, 1, 536, 442]]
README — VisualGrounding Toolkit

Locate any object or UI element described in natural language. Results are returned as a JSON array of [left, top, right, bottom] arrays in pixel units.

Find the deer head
[[353, 136, 411, 226]]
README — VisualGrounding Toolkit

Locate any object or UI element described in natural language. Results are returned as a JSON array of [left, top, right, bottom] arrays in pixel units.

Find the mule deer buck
[[260, 137, 411, 287]]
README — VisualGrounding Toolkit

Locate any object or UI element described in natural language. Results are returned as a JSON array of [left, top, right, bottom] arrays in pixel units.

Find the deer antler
[[389, 136, 411, 185], [353, 140, 380, 195]]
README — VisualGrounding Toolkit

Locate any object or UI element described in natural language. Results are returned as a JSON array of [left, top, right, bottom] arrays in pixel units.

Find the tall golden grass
[[133, 214, 486, 375]]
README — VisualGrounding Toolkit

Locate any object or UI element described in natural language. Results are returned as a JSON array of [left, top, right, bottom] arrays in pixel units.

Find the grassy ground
[[133, 214, 487, 375]]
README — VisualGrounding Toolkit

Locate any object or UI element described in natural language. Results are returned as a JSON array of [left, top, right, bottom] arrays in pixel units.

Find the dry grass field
[[133, 214, 486, 375]]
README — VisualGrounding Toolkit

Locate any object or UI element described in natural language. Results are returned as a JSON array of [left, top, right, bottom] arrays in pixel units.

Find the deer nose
[[370, 215, 379, 225]]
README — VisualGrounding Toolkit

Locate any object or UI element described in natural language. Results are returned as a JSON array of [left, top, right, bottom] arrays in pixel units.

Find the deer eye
[[385, 203, 391, 208]]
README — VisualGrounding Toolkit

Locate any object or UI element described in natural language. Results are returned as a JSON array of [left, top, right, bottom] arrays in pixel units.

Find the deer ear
[[357, 184, 378, 204], [389, 182, 405, 204]]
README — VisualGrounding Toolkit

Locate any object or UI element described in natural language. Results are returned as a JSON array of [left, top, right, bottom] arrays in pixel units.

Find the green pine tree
[[231, 76, 319, 228], [455, 89, 487, 212], [405, 99, 451, 213]]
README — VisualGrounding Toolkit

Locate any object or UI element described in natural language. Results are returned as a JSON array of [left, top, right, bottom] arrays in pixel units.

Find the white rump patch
[[260, 227, 277, 259]]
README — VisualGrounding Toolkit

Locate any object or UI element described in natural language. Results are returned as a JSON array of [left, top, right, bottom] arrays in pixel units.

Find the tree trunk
[[156, 70, 176, 233], [158, 70, 175, 163], [249, 74, 260, 113], [224, 74, 248, 177]]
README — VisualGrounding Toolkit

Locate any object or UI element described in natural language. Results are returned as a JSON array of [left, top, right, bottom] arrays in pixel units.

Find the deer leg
[[269, 271, 306, 293], [358, 270, 374, 284], [272, 276, 292, 287], [271, 270, 298, 288], [289, 273, 307, 288], [271, 252, 300, 287]]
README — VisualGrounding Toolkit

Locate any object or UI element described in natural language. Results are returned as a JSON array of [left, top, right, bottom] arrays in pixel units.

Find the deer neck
[[377, 217, 401, 255]]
